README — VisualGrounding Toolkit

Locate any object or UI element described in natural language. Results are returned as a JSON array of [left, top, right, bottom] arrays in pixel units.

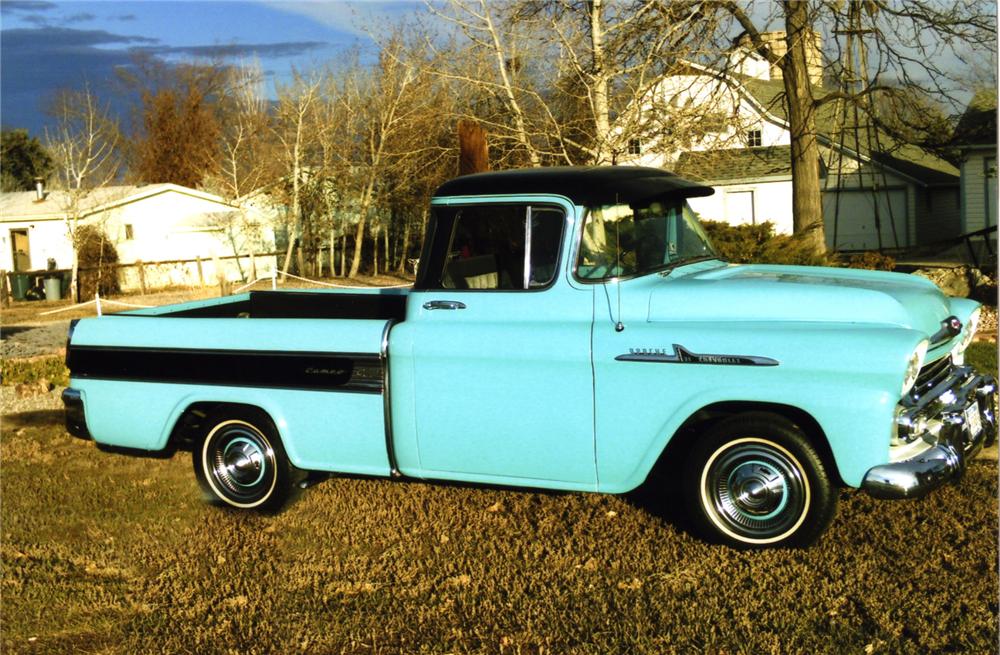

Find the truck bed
[[66, 288, 408, 476]]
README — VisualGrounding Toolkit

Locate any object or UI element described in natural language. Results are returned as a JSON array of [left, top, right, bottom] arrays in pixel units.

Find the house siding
[[0, 217, 74, 272], [916, 186, 961, 245], [0, 186, 278, 291], [689, 179, 794, 234], [961, 149, 995, 233]]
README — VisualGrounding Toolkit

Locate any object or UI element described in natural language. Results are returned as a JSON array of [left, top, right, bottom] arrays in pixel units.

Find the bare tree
[[205, 60, 275, 279], [428, 0, 719, 166], [45, 85, 123, 301], [331, 38, 444, 278], [715, 0, 995, 253], [273, 72, 322, 280]]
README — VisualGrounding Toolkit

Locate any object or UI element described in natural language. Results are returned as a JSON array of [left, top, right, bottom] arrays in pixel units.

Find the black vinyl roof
[[433, 166, 714, 205]]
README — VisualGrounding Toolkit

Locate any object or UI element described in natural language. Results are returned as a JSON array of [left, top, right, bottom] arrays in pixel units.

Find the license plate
[[964, 402, 983, 437]]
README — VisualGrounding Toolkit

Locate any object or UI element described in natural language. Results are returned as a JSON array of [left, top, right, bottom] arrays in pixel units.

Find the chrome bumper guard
[[862, 368, 997, 500]]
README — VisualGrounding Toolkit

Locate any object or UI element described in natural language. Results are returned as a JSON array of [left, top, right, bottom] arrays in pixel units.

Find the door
[[725, 190, 755, 225], [823, 188, 908, 250], [402, 201, 597, 488], [11, 229, 30, 271]]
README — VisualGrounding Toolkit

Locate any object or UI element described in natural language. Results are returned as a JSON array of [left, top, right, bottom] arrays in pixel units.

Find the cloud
[[65, 12, 96, 24], [2, 26, 158, 51], [117, 14, 137, 21], [0, 1, 56, 14], [1, 27, 160, 130], [148, 41, 329, 59]]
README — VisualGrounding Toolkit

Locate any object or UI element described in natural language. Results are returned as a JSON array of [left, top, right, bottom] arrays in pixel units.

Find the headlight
[[901, 339, 929, 396], [950, 307, 981, 365]]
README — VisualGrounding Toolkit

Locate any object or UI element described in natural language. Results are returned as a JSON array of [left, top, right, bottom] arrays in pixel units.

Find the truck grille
[[912, 355, 953, 398]]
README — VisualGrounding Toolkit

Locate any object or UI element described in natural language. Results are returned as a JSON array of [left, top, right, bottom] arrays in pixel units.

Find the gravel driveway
[[1, 321, 70, 360]]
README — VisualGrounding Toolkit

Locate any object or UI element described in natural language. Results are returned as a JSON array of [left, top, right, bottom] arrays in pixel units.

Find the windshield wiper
[[657, 255, 722, 276]]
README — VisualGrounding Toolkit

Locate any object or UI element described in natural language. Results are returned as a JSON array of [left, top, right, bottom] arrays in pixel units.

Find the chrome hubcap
[[706, 442, 806, 539], [208, 425, 274, 501], [222, 437, 266, 488]]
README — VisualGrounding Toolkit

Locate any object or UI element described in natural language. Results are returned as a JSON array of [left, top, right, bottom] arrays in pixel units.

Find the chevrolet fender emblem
[[616, 344, 779, 367]]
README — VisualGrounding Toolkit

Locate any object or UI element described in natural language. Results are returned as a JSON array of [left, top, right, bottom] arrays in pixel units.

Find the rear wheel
[[683, 413, 837, 548], [193, 409, 293, 511]]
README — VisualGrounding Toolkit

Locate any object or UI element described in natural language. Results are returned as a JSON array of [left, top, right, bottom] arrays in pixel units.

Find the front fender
[[593, 321, 927, 492]]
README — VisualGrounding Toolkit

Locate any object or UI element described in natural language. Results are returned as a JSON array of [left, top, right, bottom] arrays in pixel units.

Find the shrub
[[1, 356, 69, 386], [701, 220, 829, 267], [75, 225, 120, 298], [839, 251, 897, 271]]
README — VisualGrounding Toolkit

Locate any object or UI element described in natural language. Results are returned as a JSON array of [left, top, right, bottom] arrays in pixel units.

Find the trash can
[[44, 276, 62, 301], [10, 273, 29, 300]]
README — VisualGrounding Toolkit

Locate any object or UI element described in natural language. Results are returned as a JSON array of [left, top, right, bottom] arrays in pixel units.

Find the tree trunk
[[70, 253, 80, 303], [397, 219, 411, 274], [372, 225, 379, 276], [348, 182, 376, 278], [340, 234, 346, 278], [782, 1, 826, 254], [330, 228, 336, 278], [296, 242, 306, 279], [588, 0, 614, 165], [383, 228, 389, 275]]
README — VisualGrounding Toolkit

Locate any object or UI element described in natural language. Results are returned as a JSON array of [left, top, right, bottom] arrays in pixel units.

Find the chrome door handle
[[422, 300, 466, 310]]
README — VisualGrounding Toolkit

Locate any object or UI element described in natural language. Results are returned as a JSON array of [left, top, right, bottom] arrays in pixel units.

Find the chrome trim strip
[[523, 206, 532, 290], [380, 319, 401, 477], [615, 344, 779, 367]]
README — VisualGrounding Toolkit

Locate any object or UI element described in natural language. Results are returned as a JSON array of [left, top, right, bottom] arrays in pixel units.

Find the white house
[[0, 183, 279, 290], [952, 90, 997, 238], [617, 34, 961, 252]]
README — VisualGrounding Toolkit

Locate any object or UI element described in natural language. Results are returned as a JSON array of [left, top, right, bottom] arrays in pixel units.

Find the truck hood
[[647, 263, 952, 335]]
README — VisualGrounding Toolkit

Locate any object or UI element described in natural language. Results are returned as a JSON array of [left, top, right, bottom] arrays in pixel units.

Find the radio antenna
[[614, 220, 624, 332]]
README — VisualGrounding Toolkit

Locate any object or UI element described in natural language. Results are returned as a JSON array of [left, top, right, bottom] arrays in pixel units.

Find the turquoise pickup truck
[[63, 167, 996, 548]]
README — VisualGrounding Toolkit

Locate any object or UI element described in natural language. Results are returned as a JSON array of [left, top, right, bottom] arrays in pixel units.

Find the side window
[[431, 204, 563, 290]]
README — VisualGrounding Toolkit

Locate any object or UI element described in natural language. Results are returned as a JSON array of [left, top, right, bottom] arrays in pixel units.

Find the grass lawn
[[3, 358, 998, 654]]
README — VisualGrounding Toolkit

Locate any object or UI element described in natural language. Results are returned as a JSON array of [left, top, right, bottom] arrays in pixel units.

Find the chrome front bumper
[[862, 368, 997, 500]]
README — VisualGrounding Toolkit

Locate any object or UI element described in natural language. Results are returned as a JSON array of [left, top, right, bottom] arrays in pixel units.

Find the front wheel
[[193, 409, 293, 511], [683, 413, 838, 548]]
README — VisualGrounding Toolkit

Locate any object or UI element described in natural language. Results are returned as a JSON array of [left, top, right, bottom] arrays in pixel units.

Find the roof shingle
[[674, 146, 792, 182]]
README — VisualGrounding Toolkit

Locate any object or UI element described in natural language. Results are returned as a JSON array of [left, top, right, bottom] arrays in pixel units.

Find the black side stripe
[[67, 345, 383, 394]]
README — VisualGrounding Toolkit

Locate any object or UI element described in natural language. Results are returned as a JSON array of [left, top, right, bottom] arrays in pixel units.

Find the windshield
[[576, 199, 718, 281]]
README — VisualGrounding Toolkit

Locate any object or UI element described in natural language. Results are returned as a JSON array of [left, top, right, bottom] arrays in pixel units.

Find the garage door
[[823, 188, 908, 251]]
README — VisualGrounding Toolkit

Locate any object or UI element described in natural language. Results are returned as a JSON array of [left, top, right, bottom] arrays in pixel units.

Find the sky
[[0, 0, 425, 135]]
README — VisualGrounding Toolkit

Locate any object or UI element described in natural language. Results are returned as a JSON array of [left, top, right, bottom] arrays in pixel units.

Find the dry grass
[[2, 406, 997, 654]]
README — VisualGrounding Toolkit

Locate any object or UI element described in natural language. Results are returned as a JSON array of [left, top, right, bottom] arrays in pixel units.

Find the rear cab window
[[419, 204, 564, 291]]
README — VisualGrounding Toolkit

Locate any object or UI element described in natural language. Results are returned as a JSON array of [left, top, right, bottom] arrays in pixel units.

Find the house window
[[746, 129, 763, 147], [124, 224, 134, 240], [627, 139, 642, 155]]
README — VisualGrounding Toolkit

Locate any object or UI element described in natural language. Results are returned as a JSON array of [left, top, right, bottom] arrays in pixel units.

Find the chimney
[[33, 177, 45, 202], [734, 30, 824, 86]]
